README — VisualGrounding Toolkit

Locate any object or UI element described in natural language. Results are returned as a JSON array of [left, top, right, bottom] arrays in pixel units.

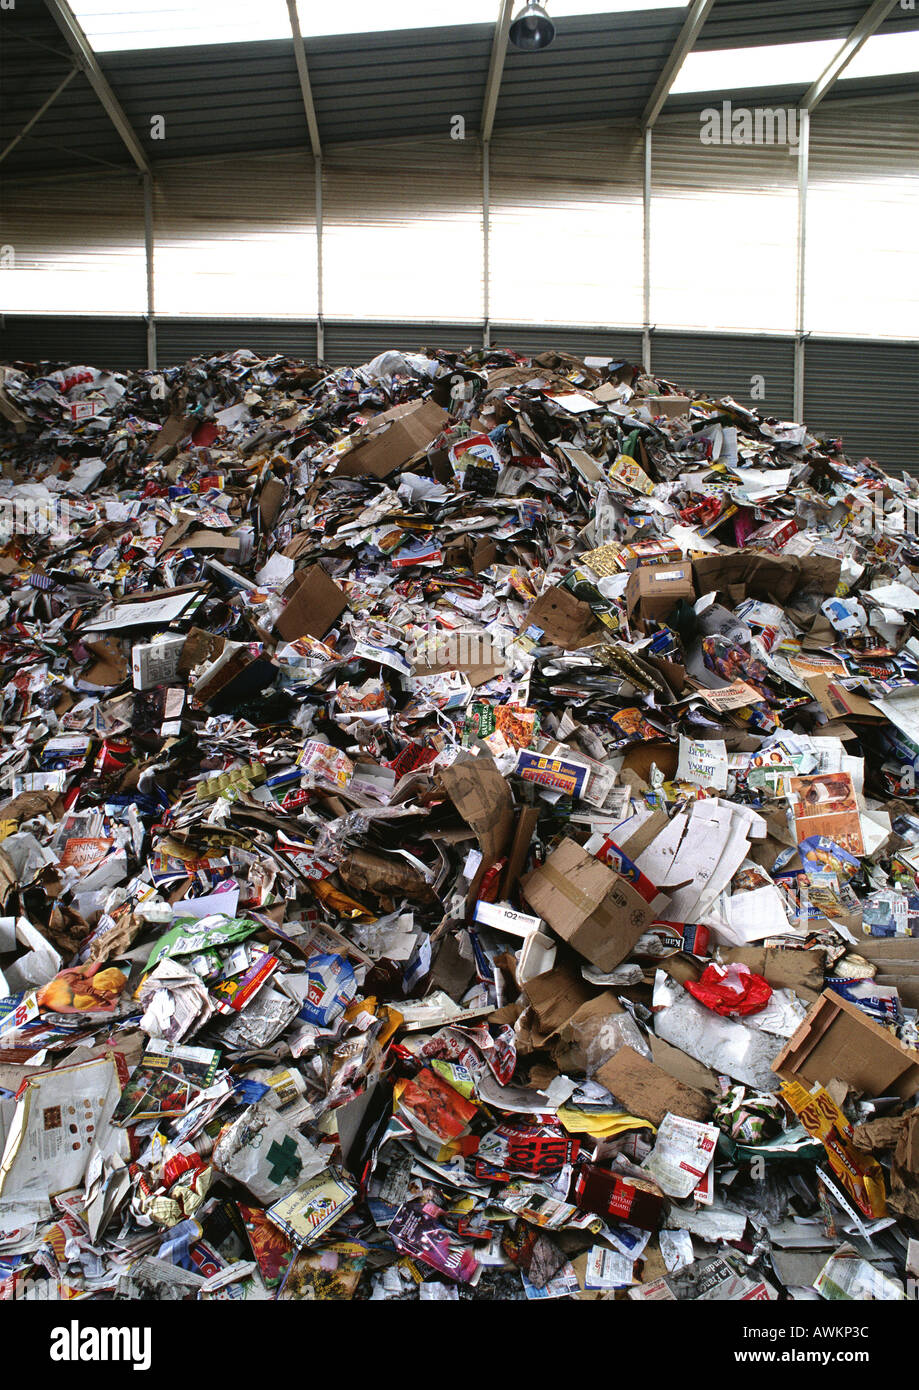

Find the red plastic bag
[[686, 962, 772, 1017]]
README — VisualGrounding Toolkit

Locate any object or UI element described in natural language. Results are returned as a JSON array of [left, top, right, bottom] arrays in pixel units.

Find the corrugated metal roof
[[698, 0, 919, 50], [0, 2, 916, 177], [0, 0, 133, 174], [309, 24, 494, 144], [494, 8, 686, 128]]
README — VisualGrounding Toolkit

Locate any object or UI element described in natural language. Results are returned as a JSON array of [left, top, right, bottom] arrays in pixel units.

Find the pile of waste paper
[[0, 343, 918, 1301]]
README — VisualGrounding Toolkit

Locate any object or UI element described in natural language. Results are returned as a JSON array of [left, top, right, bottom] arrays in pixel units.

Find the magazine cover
[[788, 772, 865, 856], [111, 1041, 221, 1125]]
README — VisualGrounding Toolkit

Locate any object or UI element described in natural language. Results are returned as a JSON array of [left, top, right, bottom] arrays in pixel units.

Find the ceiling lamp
[[509, 1, 556, 51]]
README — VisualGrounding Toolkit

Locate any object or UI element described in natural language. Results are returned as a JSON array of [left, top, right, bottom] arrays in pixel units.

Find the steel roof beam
[[802, 0, 898, 112], [641, 0, 715, 129], [43, 0, 151, 174], [286, 0, 322, 158], [481, 0, 514, 144], [0, 65, 79, 166]]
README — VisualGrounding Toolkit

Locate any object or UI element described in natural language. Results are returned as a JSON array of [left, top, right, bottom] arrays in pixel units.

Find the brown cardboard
[[439, 752, 514, 867], [430, 933, 477, 1002], [520, 966, 596, 1045], [162, 529, 240, 556], [626, 563, 695, 625], [258, 477, 286, 528], [596, 1046, 711, 1126], [650, 1035, 719, 1093], [151, 414, 196, 457], [520, 836, 667, 972], [499, 805, 542, 899], [621, 741, 679, 784], [192, 647, 275, 709], [276, 564, 348, 642], [552, 991, 625, 1074], [693, 550, 841, 605], [851, 1116, 906, 1152], [337, 849, 436, 904], [522, 586, 601, 649], [635, 395, 692, 420], [771, 989, 919, 1098], [178, 628, 226, 674], [332, 398, 447, 479], [719, 946, 824, 1004], [82, 636, 129, 687], [857, 937, 919, 963], [617, 807, 670, 860], [805, 674, 885, 722], [412, 632, 506, 687]]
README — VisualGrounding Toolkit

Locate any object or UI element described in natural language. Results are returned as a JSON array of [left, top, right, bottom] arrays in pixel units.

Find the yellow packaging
[[781, 1080, 886, 1218]]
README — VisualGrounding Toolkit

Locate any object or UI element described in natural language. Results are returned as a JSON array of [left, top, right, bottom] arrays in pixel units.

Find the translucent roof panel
[[840, 29, 919, 81], [670, 39, 841, 94], [69, 0, 687, 53]]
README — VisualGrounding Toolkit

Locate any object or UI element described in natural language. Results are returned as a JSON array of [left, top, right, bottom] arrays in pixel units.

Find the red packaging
[[686, 962, 772, 1017], [571, 1165, 663, 1230]]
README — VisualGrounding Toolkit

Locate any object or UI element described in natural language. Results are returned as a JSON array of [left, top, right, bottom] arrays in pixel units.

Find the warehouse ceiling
[[1, 0, 918, 179]]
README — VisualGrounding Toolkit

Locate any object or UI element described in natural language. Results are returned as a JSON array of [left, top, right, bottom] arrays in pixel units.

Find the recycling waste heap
[[0, 344, 918, 1302]]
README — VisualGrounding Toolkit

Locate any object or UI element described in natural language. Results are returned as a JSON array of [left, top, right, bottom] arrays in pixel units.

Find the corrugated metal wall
[[0, 315, 915, 472], [651, 332, 796, 420], [650, 112, 799, 335], [0, 172, 147, 316], [321, 136, 484, 324], [0, 316, 148, 369], [153, 153, 318, 319], [806, 104, 919, 341], [491, 326, 644, 363], [323, 322, 482, 365], [802, 338, 919, 474], [156, 319, 318, 364]]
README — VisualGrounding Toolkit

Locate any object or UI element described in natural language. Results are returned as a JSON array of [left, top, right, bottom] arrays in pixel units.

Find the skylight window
[[68, 0, 687, 54], [841, 28, 919, 81], [671, 39, 841, 95]]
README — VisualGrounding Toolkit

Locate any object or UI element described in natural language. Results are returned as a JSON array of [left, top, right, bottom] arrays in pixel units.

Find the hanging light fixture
[[509, 1, 556, 51]]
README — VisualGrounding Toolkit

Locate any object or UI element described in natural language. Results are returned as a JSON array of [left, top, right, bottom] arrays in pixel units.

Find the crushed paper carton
[[595, 1046, 712, 1127], [7, 340, 919, 1305], [332, 398, 447, 479], [626, 563, 695, 628], [275, 564, 349, 643], [772, 989, 919, 1099], [521, 837, 668, 972]]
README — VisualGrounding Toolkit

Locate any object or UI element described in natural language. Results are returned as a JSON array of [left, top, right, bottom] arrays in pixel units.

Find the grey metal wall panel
[[321, 137, 483, 324], [651, 332, 796, 418], [0, 316, 147, 369], [0, 170, 147, 315], [806, 101, 919, 341], [492, 326, 644, 363], [323, 323, 483, 366], [152, 153, 317, 319], [156, 320, 317, 364], [488, 122, 644, 329], [803, 339, 919, 475]]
